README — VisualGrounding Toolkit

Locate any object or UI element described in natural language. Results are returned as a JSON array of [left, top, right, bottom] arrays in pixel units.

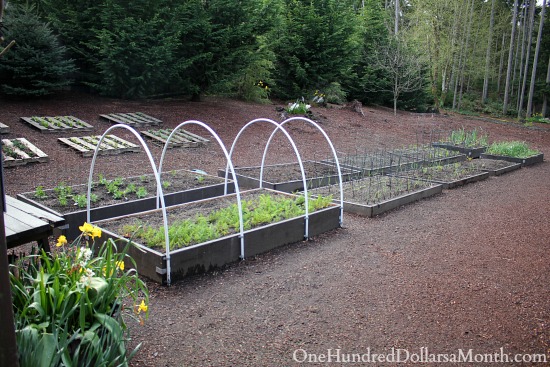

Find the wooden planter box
[[17, 171, 235, 240], [393, 171, 490, 189], [432, 142, 487, 158], [2, 138, 49, 167], [333, 184, 442, 217], [21, 116, 93, 133], [218, 161, 361, 193], [468, 159, 522, 176], [95, 189, 341, 284], [480, 153, 544, 167], [100, 112, 162, 127]]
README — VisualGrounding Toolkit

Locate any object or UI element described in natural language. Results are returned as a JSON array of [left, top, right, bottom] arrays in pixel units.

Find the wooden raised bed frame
[[95, 189, 341, 284], [480, 153, 544, 167], [17, 170, 236, 240]]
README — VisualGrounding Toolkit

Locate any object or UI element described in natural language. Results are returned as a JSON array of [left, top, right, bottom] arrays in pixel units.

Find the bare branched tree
[[369, 37, 426, 115]]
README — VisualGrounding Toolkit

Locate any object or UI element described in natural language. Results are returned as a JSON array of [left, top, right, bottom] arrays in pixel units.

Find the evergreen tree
[[271, 0, 362, 100], [0, 5, 76, 96]]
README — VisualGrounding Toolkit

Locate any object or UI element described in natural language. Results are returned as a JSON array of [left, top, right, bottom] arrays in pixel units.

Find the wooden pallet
[[0, 122, 10, 134], [21, 115, 94, 133], [99, 112, 162, 127], [140, 128, 209, 148], [58, 134, 141, 157], [2, 138, 49, 167]]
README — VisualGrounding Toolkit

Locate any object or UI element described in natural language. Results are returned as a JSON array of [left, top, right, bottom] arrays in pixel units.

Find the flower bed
[[306, 175, 442, 217], [100, 112, 162, 127], [21, 115, 93, 133], [10, 225, 149, 366], [95, 189, 341, 284], [2, 138, 49, 167], [217, 160, 361, 193], [393, 161, 489, 189], [58, 134, 141, 156], [17, 169, 235, 240]]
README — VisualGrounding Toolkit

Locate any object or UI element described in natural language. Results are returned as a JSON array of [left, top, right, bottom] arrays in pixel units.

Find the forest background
[[1, 0, 550, 121]]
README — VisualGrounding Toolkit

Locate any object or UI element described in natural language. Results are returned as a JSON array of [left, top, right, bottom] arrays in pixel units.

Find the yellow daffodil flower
[[79, 222, 102, 239], [138, 300, 148, 313], [116, 261, 124, 271], [56, 235, 67, 247]]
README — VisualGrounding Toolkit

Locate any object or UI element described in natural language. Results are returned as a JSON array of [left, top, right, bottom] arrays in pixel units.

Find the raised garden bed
[[480, 153, 544, 167], [58, 134, 140, 157], [141, 128, 209, 148], [2, 138, 49, 167], [100, 112, 162, 127], [433, 127, 488, 158], [432, 142, 487, 158], [307, 175, 442, 217], [390, 145, 466, 166], [95, 189, 341, 284], [323, 151, 423, 175], [394, 161, 490, 189], [21, 115, 93, 133], [0, 122, 10, 134], [17, 169, 235, 240], [466, 158, 521, 176], [218, 160, 361, 193]]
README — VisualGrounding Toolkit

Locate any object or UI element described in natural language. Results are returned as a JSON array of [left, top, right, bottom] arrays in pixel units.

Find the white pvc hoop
[[86, 124, 172, 285], [157, 120, 246, 259], [264, 116, 345, 226], [223, 118, 311, 239]]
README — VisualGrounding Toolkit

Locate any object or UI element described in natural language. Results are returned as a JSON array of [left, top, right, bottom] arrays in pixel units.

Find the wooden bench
[[4, 196, 65, 252]]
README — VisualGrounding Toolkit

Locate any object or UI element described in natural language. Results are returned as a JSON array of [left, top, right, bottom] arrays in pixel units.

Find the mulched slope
[[1, 92, 549, 366]]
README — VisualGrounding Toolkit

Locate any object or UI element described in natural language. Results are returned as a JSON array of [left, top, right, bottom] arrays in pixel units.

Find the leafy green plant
[[286, 98, 311, 115], [135, 186, 148, 199], [525, 113, 550, 124], [54, 182, 72, 207], [74, 194, 99, 209], [162, 181, 171, 190], [486, 141, 540, 158], [10, 223, 149, 367], [34, 185, 47, 199]]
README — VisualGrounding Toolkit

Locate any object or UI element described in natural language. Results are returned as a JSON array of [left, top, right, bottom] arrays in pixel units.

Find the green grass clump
[[448, 127, 488, 147], [486, 141, 540, 158]]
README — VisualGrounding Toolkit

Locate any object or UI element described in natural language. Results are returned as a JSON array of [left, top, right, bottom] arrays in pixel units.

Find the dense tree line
[[1, 0, 549, 118]]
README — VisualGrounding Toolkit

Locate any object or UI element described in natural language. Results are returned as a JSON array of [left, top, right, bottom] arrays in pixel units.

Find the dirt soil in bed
[[2, 92, 550, 366]]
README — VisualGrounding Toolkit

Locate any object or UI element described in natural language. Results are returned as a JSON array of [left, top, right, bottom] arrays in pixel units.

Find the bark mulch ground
[[1, 92, 549, 366]]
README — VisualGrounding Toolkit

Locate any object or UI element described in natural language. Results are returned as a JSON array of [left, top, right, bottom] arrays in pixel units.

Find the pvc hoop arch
[[157, 120, 246, 260], [263, 116, 344, 226], [223, 118, 311, 238], [86, 124, 173, 285]]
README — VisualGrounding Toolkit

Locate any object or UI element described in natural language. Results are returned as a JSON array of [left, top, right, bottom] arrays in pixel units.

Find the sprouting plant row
[[121, 193, 333, 250]]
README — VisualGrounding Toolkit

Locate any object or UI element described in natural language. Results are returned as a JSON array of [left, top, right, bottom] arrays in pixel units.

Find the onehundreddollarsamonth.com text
[[292, 347, 548, 364]]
